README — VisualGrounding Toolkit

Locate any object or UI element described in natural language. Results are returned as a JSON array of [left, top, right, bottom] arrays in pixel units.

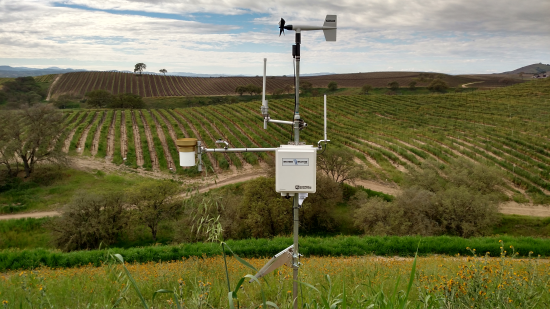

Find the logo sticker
[[282, 158, 309, 166], [295, 185, 312, 190]]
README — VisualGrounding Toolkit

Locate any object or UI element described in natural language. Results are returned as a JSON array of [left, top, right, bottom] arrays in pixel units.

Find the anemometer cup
[[176, 138, 198, 167]]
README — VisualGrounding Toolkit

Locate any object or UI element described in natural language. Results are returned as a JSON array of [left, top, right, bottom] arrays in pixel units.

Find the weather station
[[176, 15, 337, 308]]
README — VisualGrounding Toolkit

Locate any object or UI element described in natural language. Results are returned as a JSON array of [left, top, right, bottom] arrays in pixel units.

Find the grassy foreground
[[2, 235, 550, 271], [1, 243, 548, 308]]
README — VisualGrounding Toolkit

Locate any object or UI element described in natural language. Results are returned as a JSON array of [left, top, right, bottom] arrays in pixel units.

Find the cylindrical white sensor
[[176, 138, 198, 167], [179, 151, 195, 167]]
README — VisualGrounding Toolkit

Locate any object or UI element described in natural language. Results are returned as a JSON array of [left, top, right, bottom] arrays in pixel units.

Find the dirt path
[[462, 81, 484, 88], [131, 111, 144, 167], [63, 111, 89, 153], [91, 111, 106, 156], [0, 211, 61, 220], [149, 110, 175, 171], [77, 112, 99, 155], [120, 111, 127, 161], [139, 111, 160, 171], [45, 74, 62, 101], [106, 111, 116, 161], [499, 202, 550, 217]]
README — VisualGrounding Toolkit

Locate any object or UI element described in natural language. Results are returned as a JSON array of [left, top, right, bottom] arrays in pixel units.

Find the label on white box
[[282, 158, 309, 166]]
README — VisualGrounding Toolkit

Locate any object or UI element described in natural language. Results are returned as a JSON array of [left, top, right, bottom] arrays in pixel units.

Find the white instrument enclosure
[[275, 145, 317, 195]]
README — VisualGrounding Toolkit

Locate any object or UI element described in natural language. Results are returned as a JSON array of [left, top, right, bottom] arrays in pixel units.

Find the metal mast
[[292, 30, 301, 309]]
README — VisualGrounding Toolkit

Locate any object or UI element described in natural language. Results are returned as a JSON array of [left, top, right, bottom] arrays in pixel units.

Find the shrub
[[354, 159, 502, 237], [85, 89, 113, 108], [361, 84, 373, 94], [327, 81, 338, 91], [427, 79, 449, 92], [49, 193, 130, 251], [387, 81, 399, 91]]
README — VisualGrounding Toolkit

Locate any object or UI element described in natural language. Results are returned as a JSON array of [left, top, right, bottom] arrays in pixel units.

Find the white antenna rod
[[262, 58, 268, 129], [324, 94, 327, 141], [262, 58, 267, 106]]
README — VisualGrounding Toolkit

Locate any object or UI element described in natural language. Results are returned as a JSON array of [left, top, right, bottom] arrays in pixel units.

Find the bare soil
[[139, 111, 160, 171], [45, 74, 62, 101], [131, 111, 144, 167], [149, 110, 175, 171], [63, 111, 89, 153], [195, 110, 250, 168], [106, 111, 116, 161], [76, 112, 99, 155], [120, 111, 127, 160], [360, 139, 407, 172], [174, 109, 218, 172], [499, 202, 550, 217], [164, 110, 189, 138], [91, 111, 106, 156]]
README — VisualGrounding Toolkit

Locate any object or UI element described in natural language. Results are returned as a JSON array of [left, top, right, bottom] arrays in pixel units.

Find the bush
[[387, 81, 399, 91], [85, 89, 113, 108], [361, 84, 372, 94], [353, 159, 502, 237], [109, 93, 144, 109], [427, 79, 449, 92], [49, 193, 130, 251], [327, 81, 338, 91], [176, 175, 342, 240]]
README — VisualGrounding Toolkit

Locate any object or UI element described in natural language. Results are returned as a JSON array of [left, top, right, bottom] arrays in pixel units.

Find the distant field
[[48, 71, 521, 98], [47, 78, 550, 203]]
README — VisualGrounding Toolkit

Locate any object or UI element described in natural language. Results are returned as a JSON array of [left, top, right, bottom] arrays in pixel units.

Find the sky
[[0, 0, 549, 76]]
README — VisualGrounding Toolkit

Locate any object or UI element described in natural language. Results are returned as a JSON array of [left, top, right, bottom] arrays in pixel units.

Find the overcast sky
[[1, 0, 549, 75]]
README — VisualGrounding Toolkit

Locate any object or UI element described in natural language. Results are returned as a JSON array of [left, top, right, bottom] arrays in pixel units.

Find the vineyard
[[55, 78, 550, 201], [47, 71, 520, 98]]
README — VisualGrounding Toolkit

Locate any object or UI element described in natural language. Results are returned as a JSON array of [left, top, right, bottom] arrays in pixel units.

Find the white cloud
[[0, 0, 548, 75]]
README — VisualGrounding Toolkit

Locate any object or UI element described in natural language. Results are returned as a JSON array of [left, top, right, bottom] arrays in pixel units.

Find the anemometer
[[176, 15, 337, 309]]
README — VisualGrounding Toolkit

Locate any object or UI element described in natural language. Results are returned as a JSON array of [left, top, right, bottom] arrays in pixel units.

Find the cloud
[[0, 0, 548, 75]]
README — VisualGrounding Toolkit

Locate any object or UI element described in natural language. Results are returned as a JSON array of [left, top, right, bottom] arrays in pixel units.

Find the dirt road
[[2, 161, 549, 220]]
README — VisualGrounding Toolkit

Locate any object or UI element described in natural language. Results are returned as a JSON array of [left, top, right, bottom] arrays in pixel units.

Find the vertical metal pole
[[324, 94, 327, 142], [263, 58, 268, 130], [292, 30, 301, 309]]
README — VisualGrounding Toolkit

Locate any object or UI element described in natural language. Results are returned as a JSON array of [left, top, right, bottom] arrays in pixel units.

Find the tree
[[159, 69, 167, 76], [318, 147, 365, 184], [245, 84, 262, 96], [387, 81, 399, 91], [408, 81, 417, 90], [300, 81, 313, 93], [327, 81, 338, 91], [110, 93, 144, 109], [49, 193, 130, 251], [0, 111, 19, 176], [427, 79, 449, 92], [283, 84, 293, 94], [272, 88, 284, 99], [130, 181, 181, 242], [134, 63, 146, 76], [0, 104, 68, 178], [85, 89, 113, 108], [361, 84, 373, 94], [235, 85, 247, 96]]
